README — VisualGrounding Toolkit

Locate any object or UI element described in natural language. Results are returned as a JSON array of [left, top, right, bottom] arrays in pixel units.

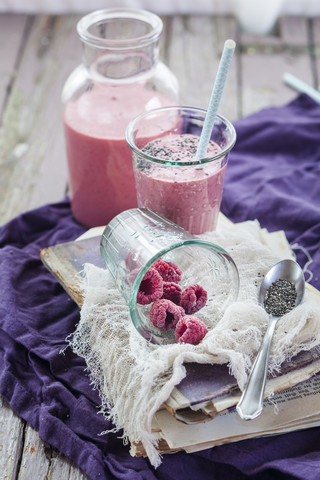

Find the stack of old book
[[40, 214, 320, 458]]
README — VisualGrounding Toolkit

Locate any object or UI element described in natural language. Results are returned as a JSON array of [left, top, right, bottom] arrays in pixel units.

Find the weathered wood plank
[[18, 424, 90, 479], [164, 15, 239, 120], [312, 17, 320, 88], [0, 14, 28, 113], [0, 14, 81, 225], [0, 396, 24, 479], [240, 16, 314, 117], [18, 426, 52, 478], [312, 17, 320, 45], [49, 452, 91, 480], [278, 15, 309, 47]]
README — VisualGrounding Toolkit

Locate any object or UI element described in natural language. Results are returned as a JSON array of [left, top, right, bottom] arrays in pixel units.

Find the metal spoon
[[236, 259, 305, 421]]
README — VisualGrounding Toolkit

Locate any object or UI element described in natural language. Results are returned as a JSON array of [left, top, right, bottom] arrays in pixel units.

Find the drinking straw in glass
[[195, 39, 236, 160]]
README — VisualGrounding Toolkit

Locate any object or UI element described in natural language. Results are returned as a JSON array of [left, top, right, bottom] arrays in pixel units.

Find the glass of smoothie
[[125, 106, 236, 235], [62, 9, 179, 228], [100, 208, 239, 344]]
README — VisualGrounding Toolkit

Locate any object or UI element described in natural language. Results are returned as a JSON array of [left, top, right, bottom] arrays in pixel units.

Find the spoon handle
[[236, 316, 279, 420]]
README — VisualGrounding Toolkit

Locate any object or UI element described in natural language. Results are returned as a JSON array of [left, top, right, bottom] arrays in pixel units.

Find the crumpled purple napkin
[[222, 93, 320, 291], [0, 94, 319, 480]]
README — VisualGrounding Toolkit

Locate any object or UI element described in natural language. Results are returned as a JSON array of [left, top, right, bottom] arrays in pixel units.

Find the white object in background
[[0, 0, 320, 16], [0, 0, 227, 14], [283, 73, 320, 104], [230, 0, 284, 35]]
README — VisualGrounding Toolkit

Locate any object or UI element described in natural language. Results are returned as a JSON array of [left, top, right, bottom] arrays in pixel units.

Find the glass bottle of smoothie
[[62, 9, 179, 227]]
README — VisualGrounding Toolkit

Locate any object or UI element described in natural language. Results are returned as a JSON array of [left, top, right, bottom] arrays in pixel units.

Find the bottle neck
[[77, 9, 162, 83]]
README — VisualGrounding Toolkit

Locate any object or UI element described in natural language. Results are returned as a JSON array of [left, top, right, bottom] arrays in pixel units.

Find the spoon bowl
[[236, 259, 305, 421], [258, 259, 305, 311]]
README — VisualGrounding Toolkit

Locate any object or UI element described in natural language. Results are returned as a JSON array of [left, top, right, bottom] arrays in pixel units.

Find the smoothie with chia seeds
[[134, 134, 227, 234]]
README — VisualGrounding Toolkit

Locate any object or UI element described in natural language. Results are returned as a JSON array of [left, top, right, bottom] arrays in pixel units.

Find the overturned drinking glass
[[100, 208, 239, 344]]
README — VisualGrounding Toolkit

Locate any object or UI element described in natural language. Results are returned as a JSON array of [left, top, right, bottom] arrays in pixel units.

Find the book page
[[206, 357, 320, 415], [155, 374, 320, 451]]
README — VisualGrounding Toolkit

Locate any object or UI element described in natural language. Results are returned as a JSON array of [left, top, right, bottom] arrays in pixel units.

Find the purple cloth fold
[[0, 94, 319, 480], [222, 93, 320, 291]]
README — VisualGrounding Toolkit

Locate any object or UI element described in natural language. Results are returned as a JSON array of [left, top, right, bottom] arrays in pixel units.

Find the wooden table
[[0, 12, 319, 479]]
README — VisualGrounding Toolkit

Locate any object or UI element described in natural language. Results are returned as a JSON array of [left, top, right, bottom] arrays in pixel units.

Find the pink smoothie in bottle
[[63, 83, 175, 227], [134, 134, 227, 235]]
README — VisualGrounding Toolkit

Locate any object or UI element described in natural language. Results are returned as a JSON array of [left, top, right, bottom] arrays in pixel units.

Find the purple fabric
[[0, 94, 319, 480], [222, 93, 320, 291]]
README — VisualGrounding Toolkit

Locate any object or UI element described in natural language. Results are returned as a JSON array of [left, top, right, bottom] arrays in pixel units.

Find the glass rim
[[125, 106, 237, 166], [77, 8, 163, 50]]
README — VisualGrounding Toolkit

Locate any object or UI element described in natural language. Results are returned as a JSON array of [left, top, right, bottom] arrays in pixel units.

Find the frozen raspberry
[[137, 268, 163, 305], [150, 299, 185, 330], [152, 259, 182, 283], [162, 282, 182, 305], [175, 316, 208, 345], [181, 284, 207, 314]]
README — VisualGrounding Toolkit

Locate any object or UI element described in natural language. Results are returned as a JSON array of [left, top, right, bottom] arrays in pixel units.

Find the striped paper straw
[[195, 39, 236, 160], [283, 72, 320, 105]]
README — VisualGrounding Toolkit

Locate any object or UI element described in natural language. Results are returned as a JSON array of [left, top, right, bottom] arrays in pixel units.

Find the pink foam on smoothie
[[136, 134, 227, 234], [64, 83, 175, 227]]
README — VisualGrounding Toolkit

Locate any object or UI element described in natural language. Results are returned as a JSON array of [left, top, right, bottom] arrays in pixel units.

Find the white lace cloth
[[68, 220, 320, 467]]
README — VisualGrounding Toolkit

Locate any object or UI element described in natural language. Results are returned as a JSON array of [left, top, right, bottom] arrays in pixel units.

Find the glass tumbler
[[125, 106, 236, 235], [100, 208, 239, 344]]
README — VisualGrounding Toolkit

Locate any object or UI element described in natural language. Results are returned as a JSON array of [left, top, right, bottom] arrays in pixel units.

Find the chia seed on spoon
[[264, 278, 297, 316]]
